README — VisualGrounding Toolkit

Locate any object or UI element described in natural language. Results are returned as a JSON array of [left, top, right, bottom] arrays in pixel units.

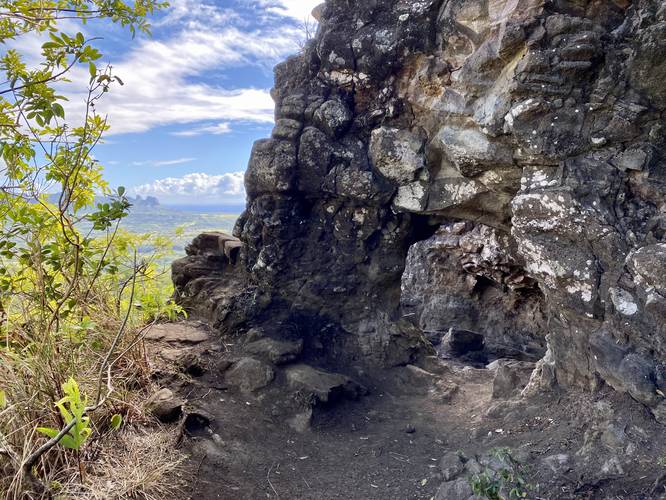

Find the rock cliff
[[173, 0, 666, 423]]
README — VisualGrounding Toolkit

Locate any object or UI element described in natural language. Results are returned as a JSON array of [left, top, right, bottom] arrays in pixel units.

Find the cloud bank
[[132, 172, 246, 204]]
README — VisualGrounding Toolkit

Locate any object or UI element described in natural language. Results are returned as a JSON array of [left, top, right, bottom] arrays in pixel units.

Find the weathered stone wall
[[175, 0, 666, 422]]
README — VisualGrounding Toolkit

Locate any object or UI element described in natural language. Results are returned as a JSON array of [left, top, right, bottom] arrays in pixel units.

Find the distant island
[[129, 195, 160, 207]]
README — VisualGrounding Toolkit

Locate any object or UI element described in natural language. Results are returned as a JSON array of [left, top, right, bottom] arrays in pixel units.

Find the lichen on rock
[[174, 0, 666, 424]]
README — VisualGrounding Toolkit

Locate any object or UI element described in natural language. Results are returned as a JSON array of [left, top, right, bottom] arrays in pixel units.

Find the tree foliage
[[0, 1, 185, 496]]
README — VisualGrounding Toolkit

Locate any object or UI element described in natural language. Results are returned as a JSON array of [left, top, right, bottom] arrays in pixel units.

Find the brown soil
[[145, 322, 666, 500]]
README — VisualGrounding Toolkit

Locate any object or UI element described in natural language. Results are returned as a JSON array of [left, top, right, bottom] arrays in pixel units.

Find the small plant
[[469, 448, 531, 500], [658, 456, 666, 468], [37, 378, 91, 451]]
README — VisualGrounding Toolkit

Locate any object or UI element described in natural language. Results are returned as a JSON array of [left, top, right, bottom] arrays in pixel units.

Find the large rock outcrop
[[174, 0, 666, 422]]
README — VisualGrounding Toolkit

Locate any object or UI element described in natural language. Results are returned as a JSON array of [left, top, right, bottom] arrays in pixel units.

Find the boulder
[[224, 357, 275, 393], [172, 0, 666, 424], [284, 364, 365, 404]]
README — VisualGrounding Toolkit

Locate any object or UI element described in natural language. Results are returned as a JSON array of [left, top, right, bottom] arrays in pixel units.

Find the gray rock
[[144, 324, 209, 344], [490, 360, 536, 399], [542, 453, 571, 475], [313, 99, 352, 138], [288, 409, 313, 433], [284, 364, 365, 404], [440, 452, 465, 481], [244, 338, 303, 365], [224, 357, 275, 393], [146, 388, 183, 423], [172, 0, 666, 424], [369, 127, 425, 184], [178, 351, 205, 377], [600, 457, 625, 477], [272, 118, 302, 141], [435, 477, 481, 500]]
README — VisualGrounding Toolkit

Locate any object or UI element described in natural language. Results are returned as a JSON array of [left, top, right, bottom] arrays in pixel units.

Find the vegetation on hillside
[[0, 2, 188, 497]]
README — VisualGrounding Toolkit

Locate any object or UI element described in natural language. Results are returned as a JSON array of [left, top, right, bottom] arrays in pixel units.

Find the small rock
[[436, 380, 460, 402], [284, 364, 365, 405], [612, 148, 648, 171], [490, 360, 536, 399], [146, 388, 183, 422], [145, 324, 209, 344], [464, 457, 483, 475], [601, 457, 624, 476], [601, 423, 628, 451], [244, 338, 303, 365], [485, 400, 525, 418], [435, 477, 479, 500], [244, 328, 265, 343], [216, 358, 236, 373], [224, 357, 275, 393], [440, 452, 465, 481], [405, 424, 416, 434], [542, 453, 571, 475], [442, 328, 485, 355]]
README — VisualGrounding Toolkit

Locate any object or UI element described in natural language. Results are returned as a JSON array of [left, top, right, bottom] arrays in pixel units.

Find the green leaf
[[52, 103, 65, 119], [88, 62, 97, 80], [37, 427, 60, 439], [117, 186, 126, 196], [0, 390, 7, 409], [110, 414, 123, 430]]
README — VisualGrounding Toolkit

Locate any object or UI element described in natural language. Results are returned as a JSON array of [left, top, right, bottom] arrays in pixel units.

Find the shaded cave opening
[[399, 218, 549, 369]]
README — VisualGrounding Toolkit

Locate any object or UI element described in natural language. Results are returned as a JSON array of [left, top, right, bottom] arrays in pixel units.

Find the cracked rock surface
[[173, 0, 666, 424]]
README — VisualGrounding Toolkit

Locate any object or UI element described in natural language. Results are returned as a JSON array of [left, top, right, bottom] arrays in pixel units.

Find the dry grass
[[57, 428, 187, 500], [0, 307, 185, 499]]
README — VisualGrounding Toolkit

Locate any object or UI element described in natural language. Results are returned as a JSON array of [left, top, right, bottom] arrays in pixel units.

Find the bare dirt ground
[[144, 322, 666, 500]]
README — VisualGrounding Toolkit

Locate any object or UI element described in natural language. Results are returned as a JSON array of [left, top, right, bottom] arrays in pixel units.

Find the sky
[[63, 0, 322, 206]]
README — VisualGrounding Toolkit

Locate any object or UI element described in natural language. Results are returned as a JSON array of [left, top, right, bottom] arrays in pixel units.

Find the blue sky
[[66, 0, 321, 205]]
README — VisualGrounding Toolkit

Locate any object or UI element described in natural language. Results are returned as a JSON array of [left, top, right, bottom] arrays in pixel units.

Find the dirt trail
[[145, 322, 666, 500]]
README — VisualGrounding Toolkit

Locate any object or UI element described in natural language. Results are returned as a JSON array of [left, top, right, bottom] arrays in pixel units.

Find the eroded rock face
[[175, 0, 666, 422], [401, 221, 547, 361]]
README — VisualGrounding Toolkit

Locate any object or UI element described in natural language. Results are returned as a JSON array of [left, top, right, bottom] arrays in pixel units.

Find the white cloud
[[61, 1, 309, 135], [171, 122, 232, 137], [131, 157, 196, 167], [132, 172, 246, 203], [7, 1, 316, 137], [256, 0, 323, 21]]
